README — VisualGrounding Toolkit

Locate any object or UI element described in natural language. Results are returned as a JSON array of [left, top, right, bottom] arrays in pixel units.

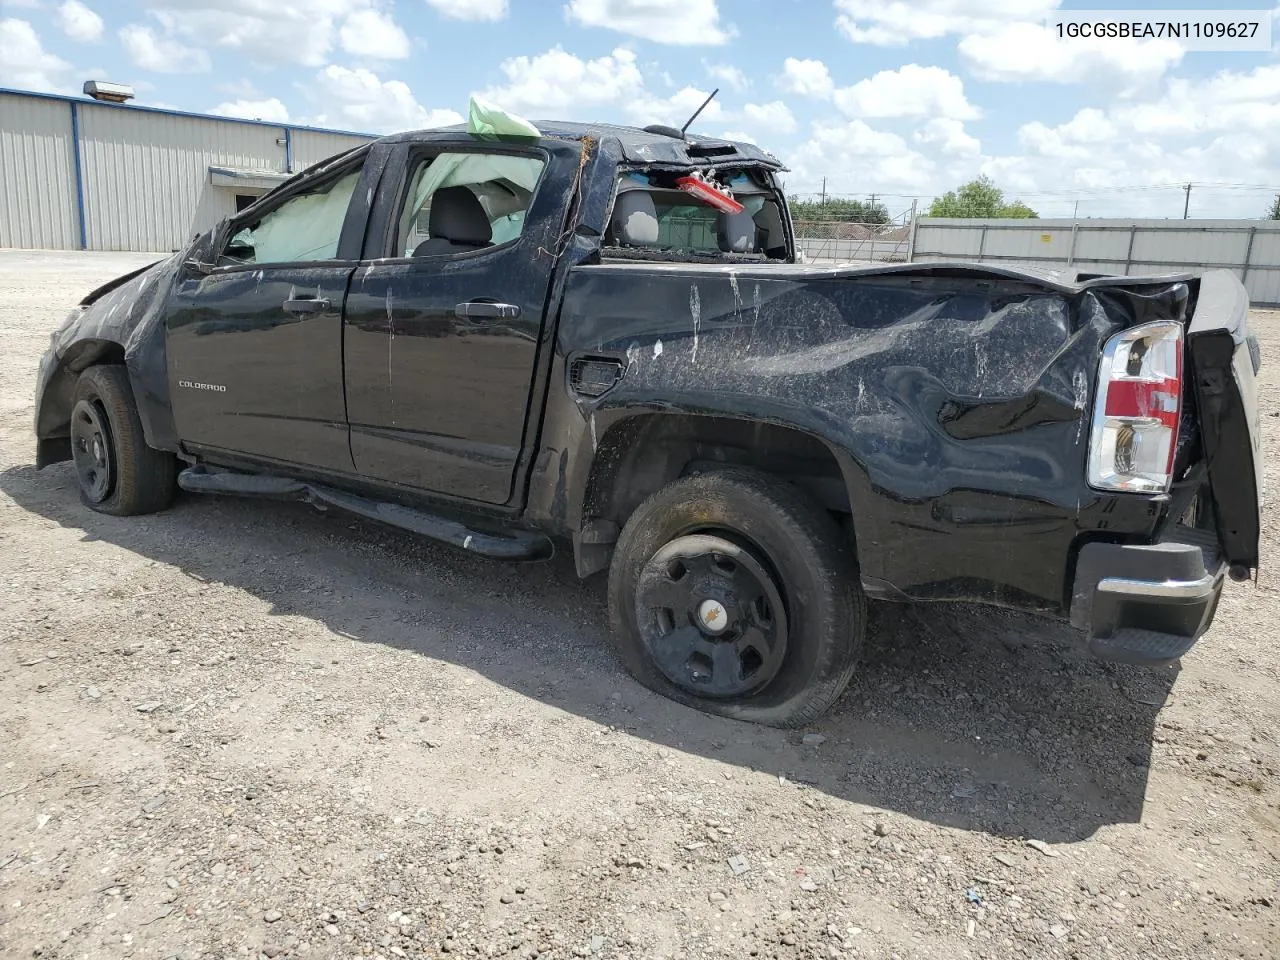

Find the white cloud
[[719, 130, 757, 144], [983, 65, 1280, 216], [959, 22, 1183, 85], [565, 0, 731, 45], [835, 0, 1183, 86], [425, 0, 507, 20], [833, 65, 978, 120], [705, 61, 749, 92], [0, 18, 72, 92], [484, 47, 733, 130], [481, 46, 646, 117], [629, 84, 725, 129], [119, 23, 211, 72], [779, 57, 832, 98], [1017, 67, 1280, 154], [1111, 65, 1280, 138], [741, 100, 796, 135], [915, 117, 980, 157], [339, 8, 410, 58], [308, 65, 463, 133], [790, 119, 933, 192], [210, 97, 290, 123], [834, 0, 1057, 46], [56, 0, 103, 42], [140, 1, 383, 69], [1018, 109, 1115, 158]]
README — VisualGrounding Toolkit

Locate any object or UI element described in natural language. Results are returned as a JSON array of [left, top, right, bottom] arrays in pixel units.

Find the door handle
[[455, 301, 521, 321], [283, 297, 331, 315]]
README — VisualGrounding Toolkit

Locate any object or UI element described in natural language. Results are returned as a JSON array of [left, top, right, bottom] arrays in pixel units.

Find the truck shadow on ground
[[2, 463, 1176, 844]]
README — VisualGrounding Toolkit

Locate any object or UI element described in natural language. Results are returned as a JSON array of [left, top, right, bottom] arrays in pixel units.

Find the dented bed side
[[532, 260, 1216, 616]]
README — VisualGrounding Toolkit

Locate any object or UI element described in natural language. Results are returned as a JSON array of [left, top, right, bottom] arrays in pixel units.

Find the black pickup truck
[[33, 121, 1262, 727]]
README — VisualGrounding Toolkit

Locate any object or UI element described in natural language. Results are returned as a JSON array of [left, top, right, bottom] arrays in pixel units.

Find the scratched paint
[[689, 284, 701, 364], [1072, 369, 1090, 444], [386, 287, 396, 425]]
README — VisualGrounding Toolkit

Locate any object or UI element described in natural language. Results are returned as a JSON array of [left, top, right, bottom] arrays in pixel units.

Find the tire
[[606, 468, 866, 727], [69, 365, 176, 516]]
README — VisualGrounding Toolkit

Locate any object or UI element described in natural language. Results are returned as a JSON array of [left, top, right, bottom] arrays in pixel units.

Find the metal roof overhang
[[208, 166, 291, 191]]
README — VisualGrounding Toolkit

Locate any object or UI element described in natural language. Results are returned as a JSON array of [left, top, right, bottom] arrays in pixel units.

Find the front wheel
[[70, 365, 176, 516], [606, 468, 865, 727]]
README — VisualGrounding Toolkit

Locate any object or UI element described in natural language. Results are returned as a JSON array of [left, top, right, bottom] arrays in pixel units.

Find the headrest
[[611, 190, 659, 246], [428, 186, 492, 246], [718, 209, 756, 254]]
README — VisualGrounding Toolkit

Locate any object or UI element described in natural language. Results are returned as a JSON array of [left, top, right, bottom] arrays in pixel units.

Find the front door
[[167, 151, 375, 472], [343, 142, 577, 504]]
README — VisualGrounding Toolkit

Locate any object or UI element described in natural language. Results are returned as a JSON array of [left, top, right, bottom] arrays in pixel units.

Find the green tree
[[1267, 193, 1280, 220], [788, 196, 890, 225], [927, 175, 1039, 218]]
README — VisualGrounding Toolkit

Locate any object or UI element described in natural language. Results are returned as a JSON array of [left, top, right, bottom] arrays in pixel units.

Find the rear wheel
[[70, 365, 176, 516], [606, 468, 865, 727]]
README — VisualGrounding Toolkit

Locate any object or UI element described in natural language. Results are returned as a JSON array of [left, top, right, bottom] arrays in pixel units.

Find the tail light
[[1087, 320, 1183, 493]]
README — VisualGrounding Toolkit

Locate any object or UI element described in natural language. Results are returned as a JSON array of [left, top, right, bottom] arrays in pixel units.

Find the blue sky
[[2, 0, 1279, 217]]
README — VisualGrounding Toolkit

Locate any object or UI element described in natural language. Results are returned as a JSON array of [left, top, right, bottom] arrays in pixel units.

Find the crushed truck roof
[[387, 120, 786, 169]]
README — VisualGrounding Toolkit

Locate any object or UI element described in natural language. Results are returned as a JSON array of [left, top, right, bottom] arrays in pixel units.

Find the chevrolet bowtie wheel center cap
[[697, 598, 730, 635]]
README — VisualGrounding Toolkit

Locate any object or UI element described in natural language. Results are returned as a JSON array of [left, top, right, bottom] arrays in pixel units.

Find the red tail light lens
[[1087, 320, 1183, 493]]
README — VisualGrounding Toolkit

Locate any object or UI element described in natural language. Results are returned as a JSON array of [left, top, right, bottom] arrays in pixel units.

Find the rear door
[[1187, 269, 1263, 569], [343, 139, 580, 504], [166, 148, 381, 473]]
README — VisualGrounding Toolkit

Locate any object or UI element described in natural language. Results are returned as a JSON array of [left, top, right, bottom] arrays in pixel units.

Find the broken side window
[[395, 152, 547, 258], [225, 165, 363, 265]]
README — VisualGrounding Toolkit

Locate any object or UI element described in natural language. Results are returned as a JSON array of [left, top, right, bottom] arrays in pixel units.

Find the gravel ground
[[0, 250, 1277, 960]]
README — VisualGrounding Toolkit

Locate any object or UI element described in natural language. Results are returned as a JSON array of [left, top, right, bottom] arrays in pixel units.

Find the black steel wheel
[[636, 534, 788, 699], [70, 398, 115, 503], [69, 365, 177, 516], [607, 468, 866, 728]]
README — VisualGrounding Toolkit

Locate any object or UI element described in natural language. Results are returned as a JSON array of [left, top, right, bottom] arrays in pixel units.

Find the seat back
[[413, 186, 493, 257]]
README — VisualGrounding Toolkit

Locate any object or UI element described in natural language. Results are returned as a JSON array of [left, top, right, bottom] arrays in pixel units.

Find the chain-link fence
[[792, 221, 912, 263], [787, 198, 917, 264]]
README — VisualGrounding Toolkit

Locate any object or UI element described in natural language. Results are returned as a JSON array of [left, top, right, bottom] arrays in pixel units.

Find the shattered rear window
[[604, 167, 789, 262]]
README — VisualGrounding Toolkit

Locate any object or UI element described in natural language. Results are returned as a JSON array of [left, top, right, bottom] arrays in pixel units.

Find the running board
[[177, 466, 554, 562]]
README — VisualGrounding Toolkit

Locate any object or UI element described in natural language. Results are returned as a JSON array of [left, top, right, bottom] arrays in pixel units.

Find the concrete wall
[[911, 218, 1280, 306]]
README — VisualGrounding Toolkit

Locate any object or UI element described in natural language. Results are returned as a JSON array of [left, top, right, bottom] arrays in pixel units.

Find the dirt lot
[[0, 250, 1277, 960]]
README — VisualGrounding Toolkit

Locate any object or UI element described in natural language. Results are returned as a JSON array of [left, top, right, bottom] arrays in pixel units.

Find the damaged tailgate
[[1186, 269, 1263, 570]]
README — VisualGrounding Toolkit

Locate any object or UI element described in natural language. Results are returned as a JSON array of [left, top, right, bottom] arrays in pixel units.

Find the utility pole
[[1183, 182, 1192, 219], [1073, 199, 1079, 219], [820, 177, 826, 206]]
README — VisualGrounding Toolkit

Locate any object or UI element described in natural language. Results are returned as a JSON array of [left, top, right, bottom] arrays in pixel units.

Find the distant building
[[0, 85, 373, 252]]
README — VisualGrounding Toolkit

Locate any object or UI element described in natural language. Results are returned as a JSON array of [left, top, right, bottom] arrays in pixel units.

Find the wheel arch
[[572, 411, 856, 577], [35, 339, 127, 467]]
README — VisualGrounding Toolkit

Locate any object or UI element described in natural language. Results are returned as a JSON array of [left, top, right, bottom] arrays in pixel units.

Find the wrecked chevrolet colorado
[[33, 121, 1262, 727]]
